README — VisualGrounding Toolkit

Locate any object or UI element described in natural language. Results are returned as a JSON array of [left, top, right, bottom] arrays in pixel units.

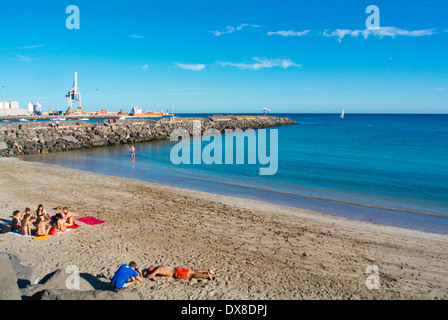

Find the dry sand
[[0, 157, 447, 300]]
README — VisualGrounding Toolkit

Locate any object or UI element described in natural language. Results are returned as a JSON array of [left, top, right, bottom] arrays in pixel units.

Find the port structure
[[65, 72, 82, 114]]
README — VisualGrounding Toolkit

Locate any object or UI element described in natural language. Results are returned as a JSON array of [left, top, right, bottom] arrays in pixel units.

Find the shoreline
[[1, 157, 448, 299], [21, 150, 448, 235], [18, 155, 448, 240]]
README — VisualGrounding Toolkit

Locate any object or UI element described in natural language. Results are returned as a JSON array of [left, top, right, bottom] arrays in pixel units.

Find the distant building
[[27, 102, 34, 114], [0, 101, 29, 116], [0, 101, 10, 109], [33, 102, 42, 115]]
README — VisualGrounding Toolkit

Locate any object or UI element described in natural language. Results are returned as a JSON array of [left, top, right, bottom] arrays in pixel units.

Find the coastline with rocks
[[0, 116, 297, 157]]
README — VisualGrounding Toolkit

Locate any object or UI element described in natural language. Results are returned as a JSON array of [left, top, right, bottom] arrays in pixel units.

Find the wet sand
[[0, 157, 447, 299]]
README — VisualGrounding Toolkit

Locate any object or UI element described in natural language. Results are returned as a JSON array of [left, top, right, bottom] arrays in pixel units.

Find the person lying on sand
[[143, 265, 215, 281], [11, 210, 22, 232], [111, 261, 144, 290], [34, 216, 52, 236]]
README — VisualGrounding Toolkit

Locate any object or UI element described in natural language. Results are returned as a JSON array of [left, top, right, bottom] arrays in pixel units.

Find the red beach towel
[[67, 222, 81, 229], [76, 216, 105, 225]]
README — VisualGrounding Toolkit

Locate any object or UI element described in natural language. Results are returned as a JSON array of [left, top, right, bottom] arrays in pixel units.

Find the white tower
[[66, 72, 82, 113]]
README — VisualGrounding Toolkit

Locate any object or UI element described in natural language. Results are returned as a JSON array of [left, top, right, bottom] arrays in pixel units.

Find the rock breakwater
[[0, 116, 296, 156]]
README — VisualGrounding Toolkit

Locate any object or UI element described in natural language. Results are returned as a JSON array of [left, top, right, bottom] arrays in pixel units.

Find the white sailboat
[[340, 109, 345, 118]]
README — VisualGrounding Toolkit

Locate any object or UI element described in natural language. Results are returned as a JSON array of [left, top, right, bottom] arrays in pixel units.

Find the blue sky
[[0, 0, 447, 113]]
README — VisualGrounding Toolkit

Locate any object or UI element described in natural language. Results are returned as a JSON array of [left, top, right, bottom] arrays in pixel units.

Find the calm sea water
[[22, 113, 448, 234]]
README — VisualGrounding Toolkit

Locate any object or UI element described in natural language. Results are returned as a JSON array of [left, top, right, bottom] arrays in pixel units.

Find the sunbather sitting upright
[[62, 207, 74, 227], [34, 216, 51, 236], [143, 265, 215, 280], [54, 213, 67, 232], [20, 213, 32, 236], [35, 204, 50, 221], [12, 210, 22, 232]]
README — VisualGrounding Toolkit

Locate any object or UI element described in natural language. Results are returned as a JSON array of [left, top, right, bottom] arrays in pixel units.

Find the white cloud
[[175, 63, 206, 71], [210, 26, 235, 36], [323, 29, 361, 42], [210, 23, 260, 36], [267, 30, 310, 37], [130, 35, 144, 39], [237, 23, 260, 30], [10, 55, 31, 62], [323, 26, 436, 42], [142, 64, 149, 71], [16, 44, 47, 49], [218, 57, 301, 70]]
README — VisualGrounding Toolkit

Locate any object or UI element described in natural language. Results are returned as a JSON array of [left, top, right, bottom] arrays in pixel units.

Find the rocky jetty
[[0, 116, 297, 157]]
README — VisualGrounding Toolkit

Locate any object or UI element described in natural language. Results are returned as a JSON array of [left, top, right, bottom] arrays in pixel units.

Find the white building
[[0, 101, 29, 116], [0, 101, 10, 109], [27, 102, 34, 114]]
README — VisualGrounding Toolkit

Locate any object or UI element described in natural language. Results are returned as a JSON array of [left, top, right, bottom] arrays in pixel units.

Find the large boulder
[[0, 254, 21, 300], [32, 289, 141, 300], [21, 268, 95, 297], [6, 253, 37, 288]]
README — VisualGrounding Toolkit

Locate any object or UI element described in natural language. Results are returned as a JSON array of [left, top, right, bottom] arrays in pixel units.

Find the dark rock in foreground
[[32, 289, 141, 300]]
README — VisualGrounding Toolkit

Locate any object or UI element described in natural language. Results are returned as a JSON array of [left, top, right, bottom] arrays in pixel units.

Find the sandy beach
[[0, 157, 447, 300]]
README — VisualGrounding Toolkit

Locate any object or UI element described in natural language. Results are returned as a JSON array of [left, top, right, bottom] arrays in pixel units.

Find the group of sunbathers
[[11, 205, 75, 237], [110, 261, 216, 290]]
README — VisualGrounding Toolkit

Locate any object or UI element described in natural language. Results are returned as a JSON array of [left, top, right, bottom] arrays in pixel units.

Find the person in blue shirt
[[110, 261, 143, 289]]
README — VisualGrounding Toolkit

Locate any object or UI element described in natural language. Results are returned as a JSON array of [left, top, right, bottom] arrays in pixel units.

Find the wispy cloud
[[16, 44, 47, 49], [175, 63, 206, 71], [210, 23, 260, 36], [218, 57, 301, 70], [130, 35, 144, 39], [142, 64, 149, 71], [421, 88, 445, 91], [267, 30, 310, 37], [323, 26, 436, 42], [10, 55, 32, 62]]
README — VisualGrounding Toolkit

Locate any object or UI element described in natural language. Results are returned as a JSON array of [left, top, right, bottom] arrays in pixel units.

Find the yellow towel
[[33, 235, 49, 240]]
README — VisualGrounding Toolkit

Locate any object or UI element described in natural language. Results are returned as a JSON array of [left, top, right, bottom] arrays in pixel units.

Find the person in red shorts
[[143, 265, 215, 281]]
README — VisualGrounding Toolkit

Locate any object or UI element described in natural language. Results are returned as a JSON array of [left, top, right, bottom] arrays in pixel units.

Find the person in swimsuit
[[11, 210, 22, 232], [20, 213, 32, 236], [54, 213, 67, 233], [62, 207, 74, 227], [129, 145, 136, 158], [23, 207, 34, 222], [143, 265, 215, 281], [35, 204, 50, 221], [34, 216, 51, 236]]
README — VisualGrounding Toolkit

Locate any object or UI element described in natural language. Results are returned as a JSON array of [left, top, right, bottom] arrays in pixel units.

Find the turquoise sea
[[23, 114, 448, 234]]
